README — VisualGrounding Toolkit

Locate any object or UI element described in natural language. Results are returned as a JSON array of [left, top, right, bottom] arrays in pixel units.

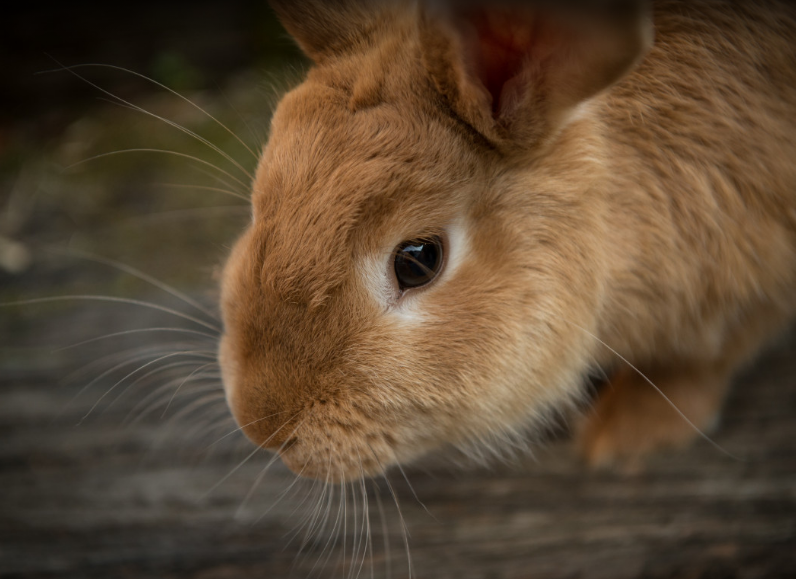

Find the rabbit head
[[218, 0, 652, 480]]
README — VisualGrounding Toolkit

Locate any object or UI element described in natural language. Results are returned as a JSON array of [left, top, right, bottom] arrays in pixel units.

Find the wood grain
[[1, 312, 794, 579]]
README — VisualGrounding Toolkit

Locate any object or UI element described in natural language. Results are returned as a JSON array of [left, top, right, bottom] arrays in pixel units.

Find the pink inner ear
[[464, 8, 560, 116]]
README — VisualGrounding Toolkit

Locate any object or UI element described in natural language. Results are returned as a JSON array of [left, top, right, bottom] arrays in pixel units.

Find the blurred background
[[1, 2, 795, 578]]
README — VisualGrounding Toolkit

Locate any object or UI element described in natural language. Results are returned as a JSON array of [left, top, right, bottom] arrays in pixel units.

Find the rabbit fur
[[217, 0, 796, 478]]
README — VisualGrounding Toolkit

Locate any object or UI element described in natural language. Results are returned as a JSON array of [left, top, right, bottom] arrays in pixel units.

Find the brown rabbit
[[217, 0, 796, 480]]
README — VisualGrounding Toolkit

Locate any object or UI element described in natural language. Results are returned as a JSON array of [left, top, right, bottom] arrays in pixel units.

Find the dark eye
[[393, 236, 444, 291]]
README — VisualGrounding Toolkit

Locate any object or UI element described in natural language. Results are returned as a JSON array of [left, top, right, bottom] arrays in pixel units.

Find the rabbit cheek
[[217, 335, 239, 421]]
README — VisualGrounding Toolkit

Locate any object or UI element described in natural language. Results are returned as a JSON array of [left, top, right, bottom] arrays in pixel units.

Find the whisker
[[87, 90, 254, 187], [141, 392, 229, 461], [113, 360, 214, 417], [351, 450, 370, 579], [309, 468, 338, 574], [177, 396, 235, 444], [137, 382, 223, 424], [252, 461, 309, 525], [162, 362, 219, 416], [42, 62, 260, 161], [216, 84, 265, 152], [203, 410, 303, 497], [82, 83, 256, 181], [384, 472, 412, 579], [562, 319, 741, 461], [296, 452, 333, 562], [184, 163, 250, 198], [357, 461, 373, 579], [282, 461, 324, 546], [372, 479, 391, 579], [155, 182, 250, 202], [123, 362, 219, 423], [61, 346, 195, 418], [368, 445, 412, 579], [55, 327, 218, 352], [81, 349, 216, 423], [233, 416, 309, 518], [343, 477, 350, 578], [308, 473, 345, 578], [204, 410, 292, 449], [0, 295, 221, 332], [116, 205, 250, 228], [146, 392, 228, 456], [60, 343, 175, 390], [65, 149, 251, 192], [393, 459, 437, 523], [347, 475, 365, 579], [46, 247, 222, 322], [196, 413, 238, 449]]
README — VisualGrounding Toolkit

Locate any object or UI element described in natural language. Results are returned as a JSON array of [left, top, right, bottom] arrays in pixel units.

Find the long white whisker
[[115, 361, 214, 417], [282, 461, 324, 546], [56, 327, 218, 352], [358, 464, 372, 579], [296, 452, 333, 562], [204, 410, 292, 449], [60, 344, 175, 390], [61, 347, 194, 418], [145, 392, 227, 458], [136, 383, 223, 423], [352, 450, 371, 579], [203, 411, 303, 497], [368, 446, 412, 579], [563, 320, 741, 461], [344, 479, 355, 579], [65, 149, 251, 192], [0, 295, 221, 332], [47, 247, 221, 322], [372, 480, 391, 579], [162, 362, 218, 416], [155, 182, 250, 202], [116, 205, 250, 228], [123, 362, 218, 423], [93, 90, 255, 181], [81, 349, 215, 423], [233, 416, 308, 517], [184, 163, 250, 198], [65, 72, 255, 183], [43, 62, 260, 161], [309, 474, 346, 578], [216, 83, 265, 152], [252, 461, 309, 525], [336, 478, 350, 576], [394, 459, 437, 523]]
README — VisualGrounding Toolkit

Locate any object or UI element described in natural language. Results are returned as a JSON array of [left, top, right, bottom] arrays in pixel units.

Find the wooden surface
[[1, 304, 794, 579]]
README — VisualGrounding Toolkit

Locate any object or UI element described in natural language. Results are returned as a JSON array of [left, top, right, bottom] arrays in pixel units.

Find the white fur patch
[[358, 245, 395, 307]]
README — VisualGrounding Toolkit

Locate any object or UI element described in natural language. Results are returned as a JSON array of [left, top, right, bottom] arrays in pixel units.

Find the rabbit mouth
[[275, 415, 403, 481], [278, 438, 384, 482]]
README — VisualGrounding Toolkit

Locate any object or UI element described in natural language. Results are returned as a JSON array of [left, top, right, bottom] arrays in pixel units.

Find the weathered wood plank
[[1, 315, 794, 579]]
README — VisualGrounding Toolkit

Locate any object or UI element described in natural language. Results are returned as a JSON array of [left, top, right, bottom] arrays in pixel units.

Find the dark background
[[1, 3, 795, 578], [0, 1, 303, 142]]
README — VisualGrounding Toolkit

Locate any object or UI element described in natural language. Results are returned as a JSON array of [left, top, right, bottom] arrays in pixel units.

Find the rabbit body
[[218, 0, 796, 478]]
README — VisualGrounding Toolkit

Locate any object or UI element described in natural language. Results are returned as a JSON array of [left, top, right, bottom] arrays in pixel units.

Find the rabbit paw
[[578, 365, 730, 470]]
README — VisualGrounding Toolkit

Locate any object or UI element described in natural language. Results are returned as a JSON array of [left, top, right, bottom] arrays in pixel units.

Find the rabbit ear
[[269, 0, 390, 62], [419, 0, 653, 149]]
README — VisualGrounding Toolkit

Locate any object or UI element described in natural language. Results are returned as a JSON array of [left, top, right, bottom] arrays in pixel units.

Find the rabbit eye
[[393, 236, 443, 291]]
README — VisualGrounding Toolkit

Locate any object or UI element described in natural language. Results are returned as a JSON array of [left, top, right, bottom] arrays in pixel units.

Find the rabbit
[[217, 0, 796, 480]]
